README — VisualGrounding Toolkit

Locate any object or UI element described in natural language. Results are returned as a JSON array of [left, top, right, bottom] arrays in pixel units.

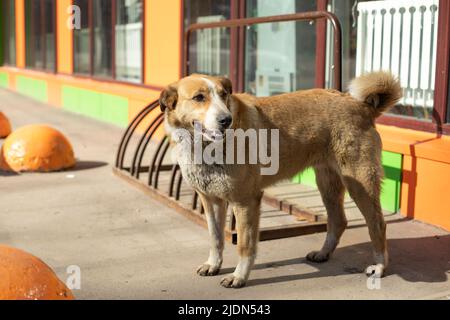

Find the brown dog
[[159, 71, 402, 288]]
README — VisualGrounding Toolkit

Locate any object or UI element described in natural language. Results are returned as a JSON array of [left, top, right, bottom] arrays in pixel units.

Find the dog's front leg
[[197, 193, 227, 276], [221, 194, 262, 288]]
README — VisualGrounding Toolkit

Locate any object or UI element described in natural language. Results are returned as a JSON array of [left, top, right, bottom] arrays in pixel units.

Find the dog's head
[[159, 74, 233, 141]]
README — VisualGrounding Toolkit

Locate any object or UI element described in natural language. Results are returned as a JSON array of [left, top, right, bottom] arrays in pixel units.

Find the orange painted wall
[[0, 67, 160, 103], [0, 67, 162, 125], [15, 0, 25, 68], [47, 78, 61, 107], [377, 124, 450, 164], [378, 124, 450, 231], [401, 155, 450, 231], [8, 72, 16, 90], [144, 0, 181, 87], [57, 0, 73, 74]]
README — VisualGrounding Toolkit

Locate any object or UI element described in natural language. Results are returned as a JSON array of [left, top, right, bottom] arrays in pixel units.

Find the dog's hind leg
[[307, 166, 347, 263], [220, 193, 262, 288], [340, 163, 388, 278], [197, 193, 227, 276]]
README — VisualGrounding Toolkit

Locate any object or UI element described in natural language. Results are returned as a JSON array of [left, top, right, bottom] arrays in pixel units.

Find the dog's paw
[[196, 263, 221, 276], [365, 263, 385, 278], [220, 275, 246, 288], [306, 250, 330, 263]]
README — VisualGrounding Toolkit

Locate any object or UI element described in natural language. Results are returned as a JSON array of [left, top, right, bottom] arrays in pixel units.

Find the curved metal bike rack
[[113, 11, 342, 243]]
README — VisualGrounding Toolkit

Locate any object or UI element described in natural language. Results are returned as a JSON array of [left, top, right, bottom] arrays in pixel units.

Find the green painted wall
[[15, 76, 48, 102], [13, 77, 129, 129], [380, 151, 402, 212], [292, 167, 315, 185], [61, 85, 129, 127], [101, 93, 129, 127], [0, 72, 9, 88], [292, 150, 403, 213]]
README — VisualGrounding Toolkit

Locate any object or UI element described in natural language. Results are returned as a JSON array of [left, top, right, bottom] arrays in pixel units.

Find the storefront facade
[[1, 0, 449, 230]]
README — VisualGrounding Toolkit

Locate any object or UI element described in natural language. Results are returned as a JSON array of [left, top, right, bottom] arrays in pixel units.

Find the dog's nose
[[218, 115, 232, 129]]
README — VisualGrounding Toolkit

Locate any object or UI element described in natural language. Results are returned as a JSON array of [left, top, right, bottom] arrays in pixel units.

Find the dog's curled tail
[[349, 71, 402, 117]]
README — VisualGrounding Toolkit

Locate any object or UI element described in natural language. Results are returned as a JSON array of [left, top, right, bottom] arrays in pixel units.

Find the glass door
[[184, 0, 232, 78], [244, 0, 318, 96]]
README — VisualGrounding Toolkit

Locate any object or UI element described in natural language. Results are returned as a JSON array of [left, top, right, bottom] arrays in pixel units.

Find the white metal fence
[[355, 0, 438, 111]]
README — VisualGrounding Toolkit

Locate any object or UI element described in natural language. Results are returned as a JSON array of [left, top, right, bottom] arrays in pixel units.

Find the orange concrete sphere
[[0, 245, 74, 300], [0, 112, 12, 138], [0, 124, 76, 172]]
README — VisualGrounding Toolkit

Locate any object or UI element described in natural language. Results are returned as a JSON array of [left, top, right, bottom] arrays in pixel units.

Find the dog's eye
[[193, 94, 205, 102], [220, 91, 228, 99]]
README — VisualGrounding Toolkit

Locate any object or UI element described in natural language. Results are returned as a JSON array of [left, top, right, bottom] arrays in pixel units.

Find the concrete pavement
[[0, 88, 449, 300]]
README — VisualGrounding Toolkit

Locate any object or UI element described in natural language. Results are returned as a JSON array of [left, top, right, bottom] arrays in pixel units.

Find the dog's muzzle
[[217, 115, 232, 131]]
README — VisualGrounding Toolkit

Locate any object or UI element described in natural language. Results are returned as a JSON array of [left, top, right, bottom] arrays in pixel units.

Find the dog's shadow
[[221, 235, 450, 287]]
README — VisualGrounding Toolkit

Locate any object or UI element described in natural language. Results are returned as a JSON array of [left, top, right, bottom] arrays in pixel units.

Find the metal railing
[[184, 11, 342, 90]]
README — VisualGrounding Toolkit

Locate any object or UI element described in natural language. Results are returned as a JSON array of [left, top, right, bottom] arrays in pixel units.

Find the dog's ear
[[159, 84, 178, 112], [218, 77, 233, 95]]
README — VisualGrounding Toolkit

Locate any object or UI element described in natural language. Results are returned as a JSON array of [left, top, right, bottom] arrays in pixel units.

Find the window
[[182, 0, 450, 133], [44, 0, 56, 71], [73, 0, 143, 83], [93, 0, 113, 78], [183, 0, 320, 94], [116, 0, 143, 83], [25, 0, 56, 71], [184, 0, 231, 77], [245, 0, 317, 96], [73, 0, 90, 74], [2, 0, 16, 66], [329, 0, 439, 121]]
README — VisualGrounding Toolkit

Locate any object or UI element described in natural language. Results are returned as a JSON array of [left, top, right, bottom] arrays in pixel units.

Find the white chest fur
[[173, 141, 235, 198]]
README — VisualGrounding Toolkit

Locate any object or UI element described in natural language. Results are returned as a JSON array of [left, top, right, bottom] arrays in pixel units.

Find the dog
[[159, 71, 402, 288]]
